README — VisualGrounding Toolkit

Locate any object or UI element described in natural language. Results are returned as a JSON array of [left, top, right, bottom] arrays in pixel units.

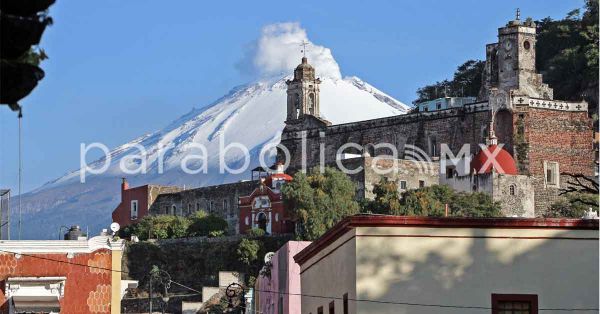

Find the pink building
[[255, 241, 311, 314]]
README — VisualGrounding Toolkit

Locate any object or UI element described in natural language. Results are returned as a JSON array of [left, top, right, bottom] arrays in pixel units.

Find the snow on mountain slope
[[14, 22, 411, 239]]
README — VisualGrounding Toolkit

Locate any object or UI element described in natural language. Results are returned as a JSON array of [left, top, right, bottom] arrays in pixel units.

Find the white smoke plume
[[237, 22, 342, 80]]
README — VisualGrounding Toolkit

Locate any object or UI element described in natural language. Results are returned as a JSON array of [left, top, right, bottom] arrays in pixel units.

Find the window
[[509, 184, 516, 195], [223, 199, 229, 215], [446, 166, 455, 179], [436, 102, 441, 110], [400, 180, 407, 190], [329, 301, 335, 314], [491, 294, 538, 314], [253, 196, 271, 209], [544, 161, 559, 187], [317, 306, 323, 314], [343, 294, 348, 314], [171, 205, 176, 215], [419, 180, 425, 188], [208, 201, 213, 213], [196, 202, 200, 211], [523, 40, 531, 50], [188, 204, 192, 214], [130, 200, 138, 220]]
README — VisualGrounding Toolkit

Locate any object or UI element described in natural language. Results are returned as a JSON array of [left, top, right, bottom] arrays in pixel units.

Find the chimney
[[121, 178, 129, 200]]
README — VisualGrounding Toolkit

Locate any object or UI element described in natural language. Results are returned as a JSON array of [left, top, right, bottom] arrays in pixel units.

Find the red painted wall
[[111, 185, 150, 228], [0, 249, 113, 313]]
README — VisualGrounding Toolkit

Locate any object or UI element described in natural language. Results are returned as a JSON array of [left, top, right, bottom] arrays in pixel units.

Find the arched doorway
[[257, 212, 267, 232]]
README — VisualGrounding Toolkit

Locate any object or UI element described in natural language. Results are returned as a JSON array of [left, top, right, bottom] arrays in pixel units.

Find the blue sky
[[0, 0, 583, 193]]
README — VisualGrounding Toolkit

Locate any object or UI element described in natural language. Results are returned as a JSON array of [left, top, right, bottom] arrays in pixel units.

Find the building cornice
[[294, 215, 599, 265], [0, 236, 125, 254]]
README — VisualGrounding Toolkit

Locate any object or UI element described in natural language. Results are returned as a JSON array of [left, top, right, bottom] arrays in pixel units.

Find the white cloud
[[237, 22, 341, 80]]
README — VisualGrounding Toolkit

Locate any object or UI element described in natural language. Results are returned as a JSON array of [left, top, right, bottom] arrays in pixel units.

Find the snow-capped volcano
[[15, 23, 410, 239]]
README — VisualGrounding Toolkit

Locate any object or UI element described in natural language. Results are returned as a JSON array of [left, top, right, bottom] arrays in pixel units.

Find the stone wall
[[149, 181, 258, 234], [279, 105, 491, 173]]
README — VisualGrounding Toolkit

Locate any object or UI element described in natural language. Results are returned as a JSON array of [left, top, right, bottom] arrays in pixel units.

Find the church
[[277, 12, 594, 217]]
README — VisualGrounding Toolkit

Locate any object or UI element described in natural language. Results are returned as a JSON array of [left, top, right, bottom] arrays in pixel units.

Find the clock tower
[[480, 10, 553, 103]]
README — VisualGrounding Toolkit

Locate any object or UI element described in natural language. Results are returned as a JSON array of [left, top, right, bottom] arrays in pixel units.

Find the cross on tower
[[516, 8, 521, 20], [300, 40, 309, 57]]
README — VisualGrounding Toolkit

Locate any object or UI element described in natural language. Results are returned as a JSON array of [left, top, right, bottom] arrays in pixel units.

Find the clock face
[[503, 40, 512, 51]]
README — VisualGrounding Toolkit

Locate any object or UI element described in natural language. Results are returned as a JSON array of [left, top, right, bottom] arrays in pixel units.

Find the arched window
[[294, 93, 301, 118], [509, 184, 516, 195], [171, 205, 176, 216], [308, 93, 315, 114], [256, 212, 268, 232], [429, 136, 438, 157]]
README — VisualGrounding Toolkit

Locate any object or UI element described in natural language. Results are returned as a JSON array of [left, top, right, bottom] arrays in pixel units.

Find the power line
[[17, 108, 22, 240], [0, 248, 596, 311]]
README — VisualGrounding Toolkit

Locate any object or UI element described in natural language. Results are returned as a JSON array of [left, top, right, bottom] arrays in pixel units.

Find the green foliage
[[236, 238, 261, 265], [188, 214, 229, 237], [544, 192, 599, 218], [125, 235, 292, 300], [121, 215, 192, 240], [283, 167, 360, 240], [208, 230, 225, 238], [247, 228, 266, 238], [415, 60, 484, 103], [536, 1, 598, 112], [15, 48, 48, 66], [119, 211, 227, 240], [364, 184, 502, 217], [363, 177, 402, 214]]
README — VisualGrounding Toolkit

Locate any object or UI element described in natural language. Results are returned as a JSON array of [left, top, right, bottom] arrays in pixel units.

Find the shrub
[[237, 238, 260, 265], [188, 214, 229, 237], [247, 228, 265, 238]]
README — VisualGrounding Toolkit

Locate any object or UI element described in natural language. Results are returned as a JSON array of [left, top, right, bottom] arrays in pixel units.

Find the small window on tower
[[400, 180, 407, 190], [544, 161, 560, 187], [523, 40, 531, 50], [131, 200, 138, 220], [509, 184, 516, 195]]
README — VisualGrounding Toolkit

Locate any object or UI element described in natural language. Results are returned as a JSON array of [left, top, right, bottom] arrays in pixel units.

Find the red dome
[[470, 144, 518, 175]]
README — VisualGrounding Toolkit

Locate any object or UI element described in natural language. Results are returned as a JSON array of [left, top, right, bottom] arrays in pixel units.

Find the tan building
[[294, 215, 599, 314]]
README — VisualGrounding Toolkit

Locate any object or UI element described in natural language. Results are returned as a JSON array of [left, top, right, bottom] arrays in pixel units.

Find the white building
[[294, 215, 598, 314]]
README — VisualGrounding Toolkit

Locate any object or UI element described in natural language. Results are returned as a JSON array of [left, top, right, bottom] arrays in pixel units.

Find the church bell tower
[[480, 9, 553, 103], [286, 57, 321, 121]]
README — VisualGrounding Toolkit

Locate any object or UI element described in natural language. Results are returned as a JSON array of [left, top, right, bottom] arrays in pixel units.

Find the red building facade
[[239, 170, 294, 235], [111, 178, 181, 228]]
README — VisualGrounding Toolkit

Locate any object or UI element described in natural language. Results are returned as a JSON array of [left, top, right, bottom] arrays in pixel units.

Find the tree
[[187, 214, 229, 237], [545, 192, 599, 218], [363, 177, 402, 214], [282, 167, 360, 240], [236, 238, 261, 265], [415, 60, 484, 103], [536, 1, 599, 114], [369, 184, 502, 217]]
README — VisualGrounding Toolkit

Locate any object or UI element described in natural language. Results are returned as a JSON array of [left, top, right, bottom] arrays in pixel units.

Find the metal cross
[[300, 40, 309, 57]]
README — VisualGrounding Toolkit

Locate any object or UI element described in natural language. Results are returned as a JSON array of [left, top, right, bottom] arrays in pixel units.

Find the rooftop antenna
[[516, 8, 521, 20], [300, 40, 309, 58]]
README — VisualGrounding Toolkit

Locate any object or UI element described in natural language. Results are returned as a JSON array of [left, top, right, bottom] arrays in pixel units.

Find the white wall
[[354, 226, 598, 313]]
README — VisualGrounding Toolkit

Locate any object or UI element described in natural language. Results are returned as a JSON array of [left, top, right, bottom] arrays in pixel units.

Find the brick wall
[[0, 249, 113, 313]]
